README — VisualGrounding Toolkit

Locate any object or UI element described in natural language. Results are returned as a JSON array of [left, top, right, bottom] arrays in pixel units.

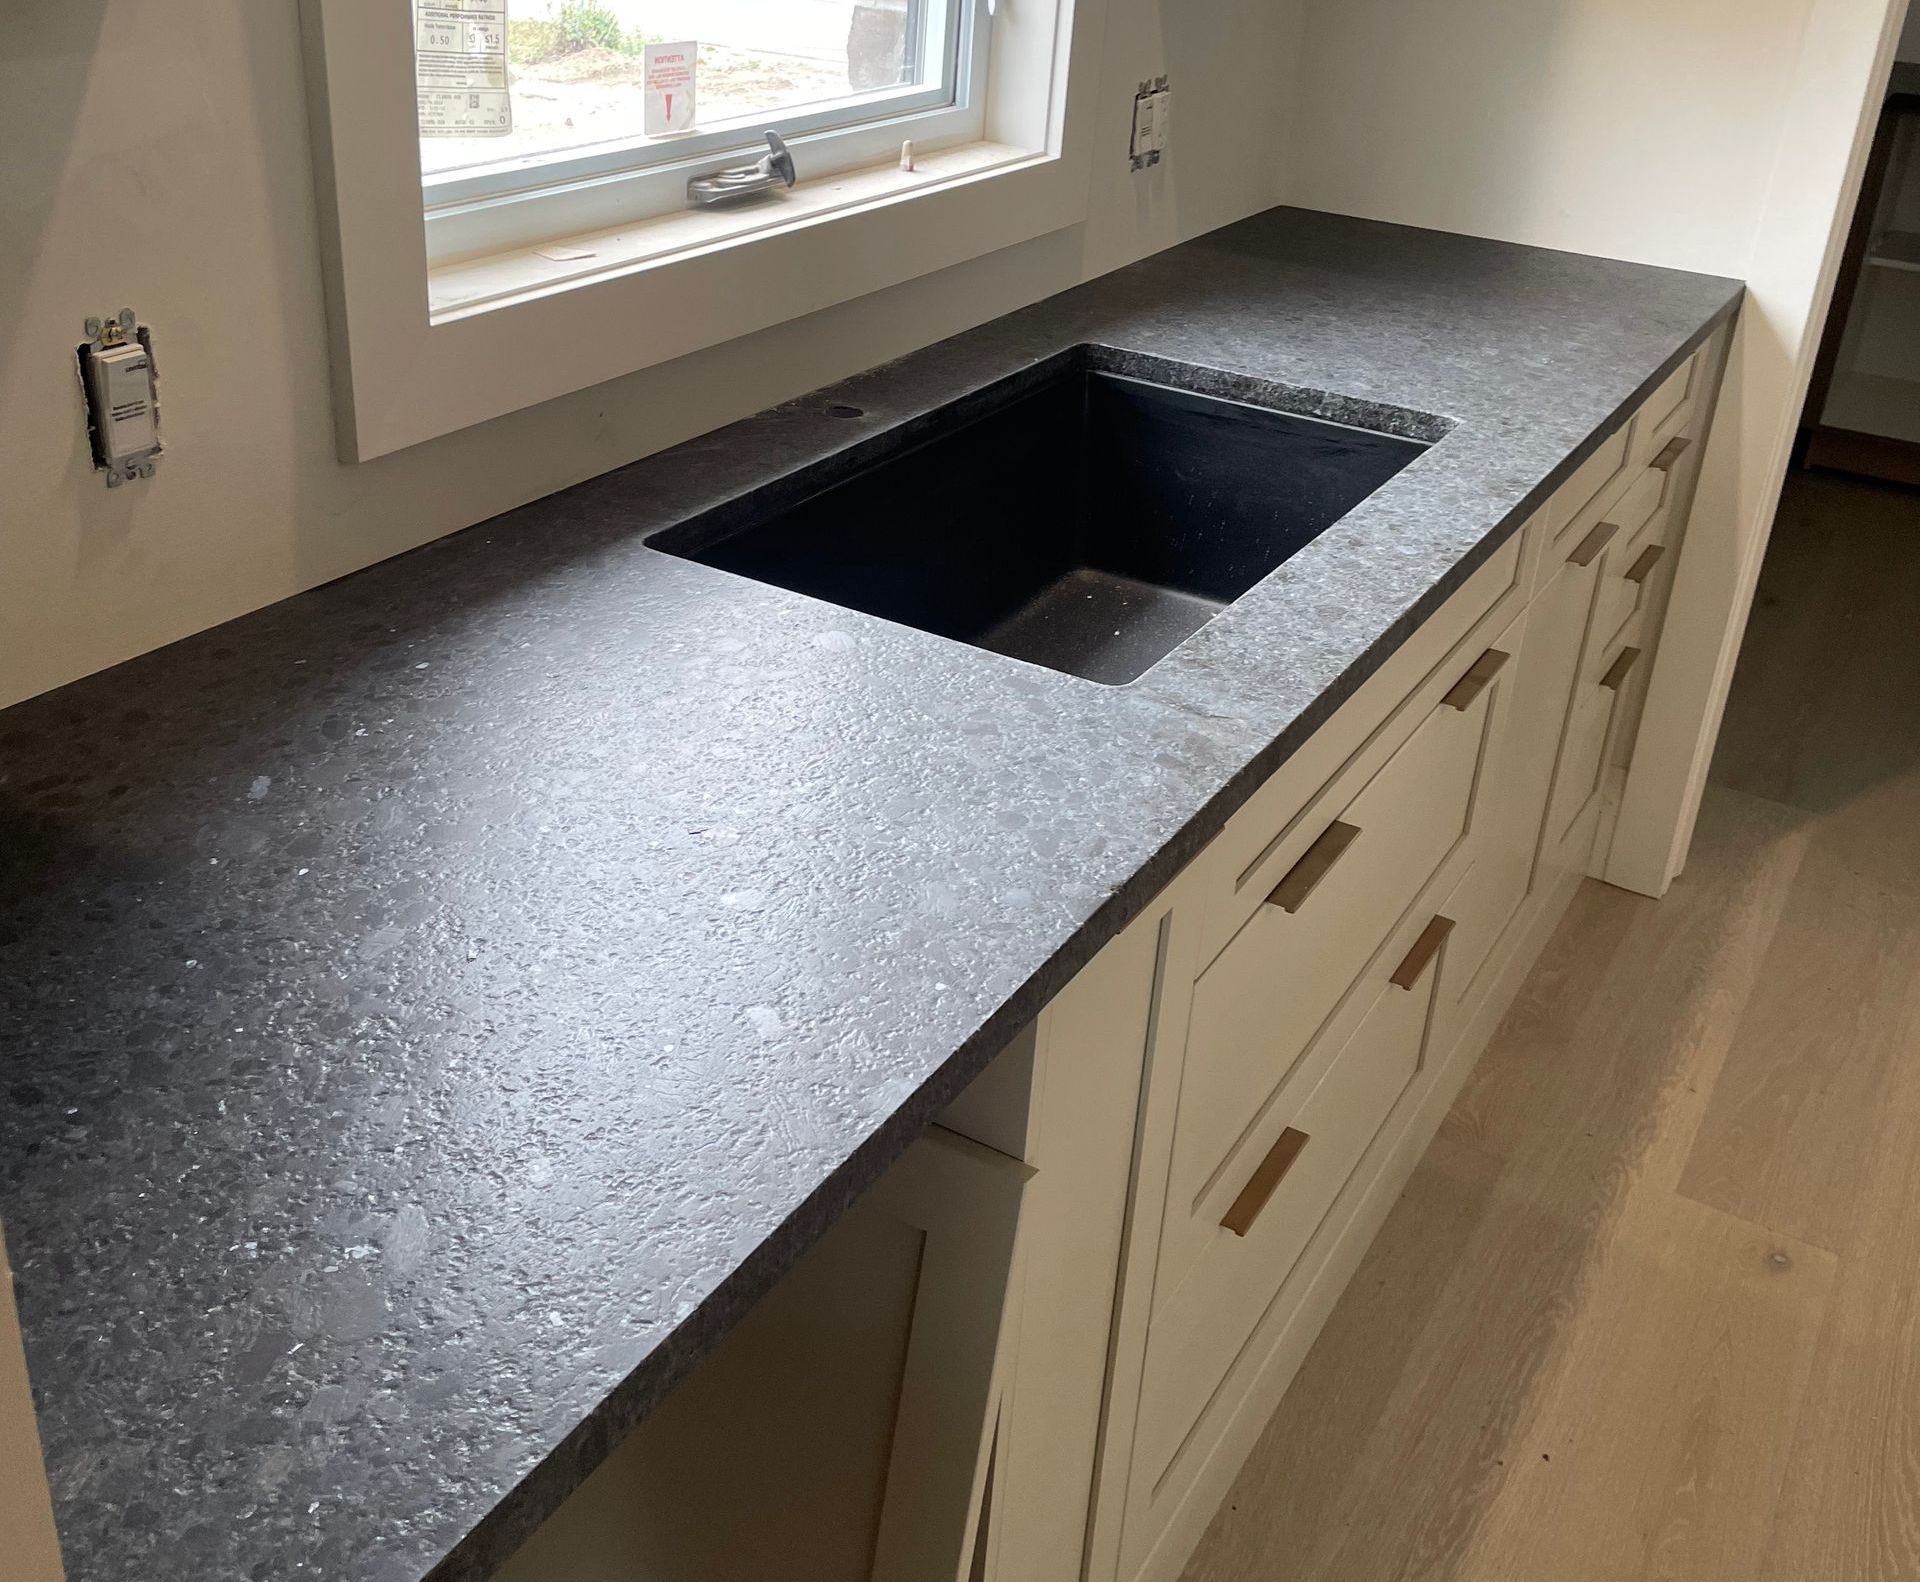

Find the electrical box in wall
[[78, 308, 161, 487]]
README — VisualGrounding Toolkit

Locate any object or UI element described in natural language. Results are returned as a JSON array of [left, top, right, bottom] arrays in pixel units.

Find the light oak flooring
[[1180, 471, 1920, 1582]]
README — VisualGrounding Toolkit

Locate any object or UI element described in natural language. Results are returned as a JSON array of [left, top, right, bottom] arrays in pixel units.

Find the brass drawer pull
[[1391, 915, 1455, 990], [1442, 647, 1511, 711], [1624, 544, 1665, 585], [1651, 435, 1692, 472], [1221, 1126, 1310, 1237], [1601, 646, 1643, 692], [1568, 518, 1620, 568], [1266, 820, 1361, 914]]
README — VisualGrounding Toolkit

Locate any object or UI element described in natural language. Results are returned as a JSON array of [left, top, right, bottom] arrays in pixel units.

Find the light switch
[[1131, 93, 1158, 160], [93, 344, 156, 458], [1144, 89, 1170, 155], [79, 308, 161, 486], [1130, 75, 1169, 170]]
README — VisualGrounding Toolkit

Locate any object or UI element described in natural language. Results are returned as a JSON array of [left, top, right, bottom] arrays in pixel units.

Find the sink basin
[[651, 348, 1442, 685]]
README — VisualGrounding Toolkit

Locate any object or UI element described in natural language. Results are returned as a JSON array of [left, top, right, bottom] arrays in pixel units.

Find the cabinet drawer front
[[1195, 535, 1526, 973], [1133, 942, 1441, 1491], [1604, 613, 1661, 782], [1427, 607, 1534, 1041], [1596, 528, 1668, 654], [1545, 641, 1629, 863], [1553, 422, 1632, 541], [1639, 352, 1697, 444], [1583, 463, 1665, 649], [1550, 348, 1703, 564], [1611, 463, 1667, 550], [1159, 672, 1494, 1298]]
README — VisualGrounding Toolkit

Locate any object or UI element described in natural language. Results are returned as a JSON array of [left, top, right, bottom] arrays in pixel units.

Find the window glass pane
[[420, 0, 945, 179]]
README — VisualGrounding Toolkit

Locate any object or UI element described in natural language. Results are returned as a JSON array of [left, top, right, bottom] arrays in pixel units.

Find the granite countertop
[[0, 207, 1741, 1582]]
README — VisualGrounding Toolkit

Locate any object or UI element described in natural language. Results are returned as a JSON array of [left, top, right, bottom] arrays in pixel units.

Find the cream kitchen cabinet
[[483, 329, 1727, 1582], [1082, 328, 1729, 1582]]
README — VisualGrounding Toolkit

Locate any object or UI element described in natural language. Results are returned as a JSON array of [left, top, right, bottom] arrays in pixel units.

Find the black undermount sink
[[651, 347, 1444, 685]]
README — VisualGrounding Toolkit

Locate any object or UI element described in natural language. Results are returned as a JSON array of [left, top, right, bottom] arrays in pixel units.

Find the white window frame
[[423, 0, 993, 263], [299, 0, 1104, 463]]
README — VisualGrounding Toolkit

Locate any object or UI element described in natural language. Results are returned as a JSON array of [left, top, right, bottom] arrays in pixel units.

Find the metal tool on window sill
[[687, 131, 797, 206]]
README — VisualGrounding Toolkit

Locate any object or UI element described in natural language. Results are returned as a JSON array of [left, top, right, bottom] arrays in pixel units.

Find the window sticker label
[[644, 41, 697, 137], [416, 0, 512, 137]]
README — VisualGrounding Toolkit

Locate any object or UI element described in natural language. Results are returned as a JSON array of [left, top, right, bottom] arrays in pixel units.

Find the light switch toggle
[[79, 307, 161, 487]]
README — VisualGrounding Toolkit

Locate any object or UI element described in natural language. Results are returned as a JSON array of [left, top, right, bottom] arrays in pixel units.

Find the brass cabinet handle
[[1265, 820, 1361, 914], [1568, 518, 1620, 568], [1442, 647, 1511, 712], [1651, 435, 1692, 473], [1220, 1126, 1310, 1237], [1391, 915, 1455, 990], [1624, 544, 1666, 585], [1601, 646, 1643, 692]]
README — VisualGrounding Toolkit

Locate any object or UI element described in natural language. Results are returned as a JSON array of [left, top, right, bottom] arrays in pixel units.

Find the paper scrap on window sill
[[536, 246, 598, 263], [416, 0, 511, 137]]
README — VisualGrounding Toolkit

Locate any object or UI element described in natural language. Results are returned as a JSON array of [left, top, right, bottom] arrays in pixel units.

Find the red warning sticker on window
[[644, 42, 697, 137]]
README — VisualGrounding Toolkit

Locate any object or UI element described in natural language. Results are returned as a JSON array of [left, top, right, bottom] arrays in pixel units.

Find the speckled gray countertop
[[0, 208, 1740, 1582]]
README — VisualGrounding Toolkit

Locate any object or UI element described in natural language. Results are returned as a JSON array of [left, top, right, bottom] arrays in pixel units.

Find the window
[[300, 0, 1100, 460], [419, 0, 993, 261]]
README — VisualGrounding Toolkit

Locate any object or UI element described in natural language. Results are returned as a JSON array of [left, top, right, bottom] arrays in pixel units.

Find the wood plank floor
[[1180, 471, 1920, 1582]]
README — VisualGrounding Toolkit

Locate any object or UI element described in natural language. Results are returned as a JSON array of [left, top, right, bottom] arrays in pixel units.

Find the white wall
[[1288, 0, 1810, 277], [0, 0, 1305, 711], [1285, 0, 1905, 894]]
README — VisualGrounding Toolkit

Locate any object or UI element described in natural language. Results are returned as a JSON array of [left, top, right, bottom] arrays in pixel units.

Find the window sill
[[430, 140, 1036, 323]]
